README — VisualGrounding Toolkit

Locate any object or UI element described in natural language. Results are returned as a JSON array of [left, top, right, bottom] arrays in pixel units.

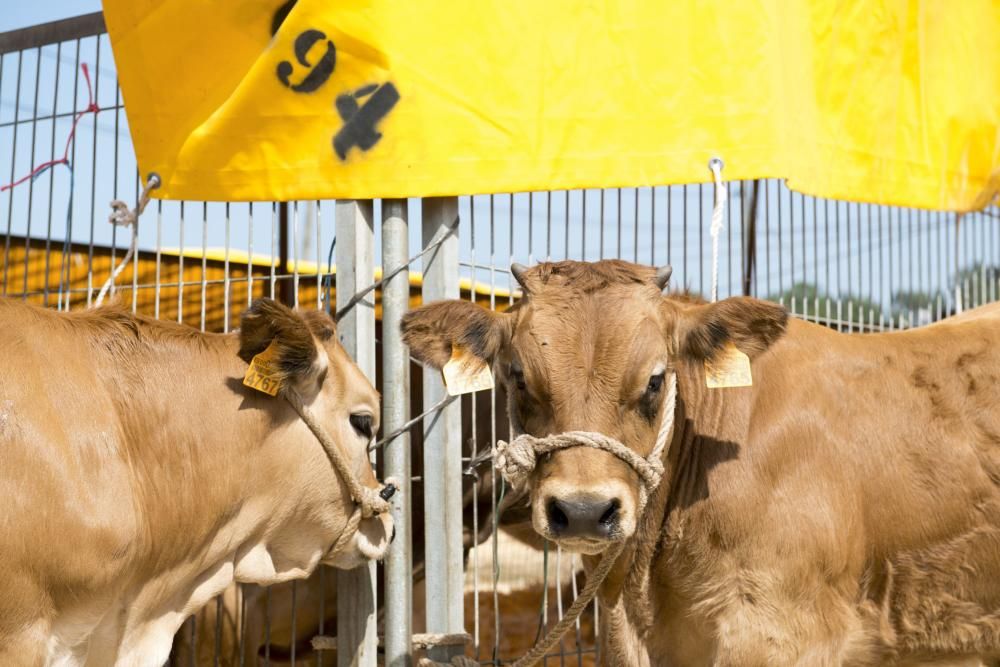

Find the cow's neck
[[108, 332, 323, 582], [585, 358, 750, 664]]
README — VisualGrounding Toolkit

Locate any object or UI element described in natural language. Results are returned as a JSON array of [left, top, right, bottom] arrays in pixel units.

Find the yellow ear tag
[[243, 340, 283, 397], [704, 342, 752, 389], [442, 344, 494, 396]]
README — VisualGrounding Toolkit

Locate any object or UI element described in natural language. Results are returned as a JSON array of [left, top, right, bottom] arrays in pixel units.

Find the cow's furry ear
[[401, 300, 511, 369], [676, 297, 788, 361], [239, 299, 325, 388], [299, 308, 337, 342]]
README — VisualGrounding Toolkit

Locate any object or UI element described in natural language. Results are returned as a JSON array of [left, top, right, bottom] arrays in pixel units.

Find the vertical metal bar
[[763, 182, 770, 298], [224, 203, 231, 332], [776, 181, 783, 301], [154, 200, 162, 318], [382, 198, 412, 667], [315, 200, 322, 310], [334, 199, 378, 667], [682, 184, 688, 286], [60, 40, 82, 312], [21, 47, 43, 300], [469, 197, 481, 661], [279, 201, 291, 304], [131, 174, 139, 313], [650, 186, 657, 266], [2, 51, 23, 298], [698, 183, 704, 296], [200, 202, 208, 331], [488, 194, 500, 666], [741, 181, 758, 297], [270, 202, 278, 300], [422, 196, 464, 664], [247, 203, 254, 308], [42, 42, 62, 307], [292, 201, 300, 307], [178, 201, 185, 322], [86, 36, 101, 307]]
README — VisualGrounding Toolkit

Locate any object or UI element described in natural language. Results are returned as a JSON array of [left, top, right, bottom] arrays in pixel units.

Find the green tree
[[767, 282, 882, 330]]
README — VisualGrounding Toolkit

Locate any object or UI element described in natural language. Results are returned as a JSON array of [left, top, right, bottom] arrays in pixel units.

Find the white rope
[[708, 158, 726, 303], [94, 173, 160, 307]]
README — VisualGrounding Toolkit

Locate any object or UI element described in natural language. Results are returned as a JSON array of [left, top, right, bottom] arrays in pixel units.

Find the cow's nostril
[[599, 499, 620, 526], [547, 498, 569, 533], [547, 495, 619, 539]]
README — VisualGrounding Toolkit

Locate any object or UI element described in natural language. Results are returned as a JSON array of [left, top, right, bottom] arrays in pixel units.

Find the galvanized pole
[[335, 199, 378, 667], [421, 197, 464, 663], [382, 199, 413, 667], [742, 180, 760, 297]]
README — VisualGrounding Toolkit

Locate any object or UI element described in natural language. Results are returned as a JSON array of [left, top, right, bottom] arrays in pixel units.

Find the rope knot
[[494, 436, 539, 489], [108, 199, 136, 228]]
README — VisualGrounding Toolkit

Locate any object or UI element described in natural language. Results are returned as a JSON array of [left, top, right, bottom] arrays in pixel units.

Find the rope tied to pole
[[94, 173, 161, 307], [480, 373, 677, 667], [708, 157, 727, 303]]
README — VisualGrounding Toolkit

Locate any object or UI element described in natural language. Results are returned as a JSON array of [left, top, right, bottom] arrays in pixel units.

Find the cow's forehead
[[510, 283, 668, 388]]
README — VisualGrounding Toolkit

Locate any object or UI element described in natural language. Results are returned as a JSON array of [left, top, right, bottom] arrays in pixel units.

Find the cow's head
[[402, 260, 786, 554], [239, 299, 392, 569]]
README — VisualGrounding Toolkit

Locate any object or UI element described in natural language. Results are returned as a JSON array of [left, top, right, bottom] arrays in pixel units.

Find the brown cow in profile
[[0, 298, 392, 666], [403, 259, 1000, 666]]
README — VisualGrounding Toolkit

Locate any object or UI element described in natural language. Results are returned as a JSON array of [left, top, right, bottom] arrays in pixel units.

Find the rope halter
[[485, 372, 677, 667], [284, 391, 397, 561], [494, 371, 677, 516]]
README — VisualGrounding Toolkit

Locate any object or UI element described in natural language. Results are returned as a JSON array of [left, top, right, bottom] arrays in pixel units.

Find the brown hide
[[402, 259, 1000, 667], [0, 298, 390, 666]]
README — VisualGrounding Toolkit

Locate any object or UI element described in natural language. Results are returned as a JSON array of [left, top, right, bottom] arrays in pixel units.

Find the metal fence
[[2, 12, 999, 667]]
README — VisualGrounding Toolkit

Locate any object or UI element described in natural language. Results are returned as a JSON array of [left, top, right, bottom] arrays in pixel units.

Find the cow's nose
[[546, 495, 619, 539]]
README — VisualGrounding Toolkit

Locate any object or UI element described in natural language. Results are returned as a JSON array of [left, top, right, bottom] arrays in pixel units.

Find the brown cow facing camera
[[403, 259, 1000, 666], [0, 298, 391, 666]]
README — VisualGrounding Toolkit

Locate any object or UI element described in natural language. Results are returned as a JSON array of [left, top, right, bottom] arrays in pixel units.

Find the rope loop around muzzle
[[495, 372, 677, 515], [496, 431, 664, 511]]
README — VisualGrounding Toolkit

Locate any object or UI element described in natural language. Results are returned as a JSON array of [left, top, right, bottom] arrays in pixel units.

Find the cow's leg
[[706, 569, 891, 667], [885, 525, 1000, 662]]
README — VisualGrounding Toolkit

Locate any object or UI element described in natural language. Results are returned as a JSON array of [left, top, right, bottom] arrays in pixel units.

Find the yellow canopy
[[104, 1, 1000, 211]]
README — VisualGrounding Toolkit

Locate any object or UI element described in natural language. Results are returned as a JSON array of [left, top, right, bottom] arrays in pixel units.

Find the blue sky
[[0, 1, 102, 32]]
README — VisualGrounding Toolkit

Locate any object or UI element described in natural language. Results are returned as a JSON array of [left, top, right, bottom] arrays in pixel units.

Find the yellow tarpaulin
[[103, 1, 1000, 211]]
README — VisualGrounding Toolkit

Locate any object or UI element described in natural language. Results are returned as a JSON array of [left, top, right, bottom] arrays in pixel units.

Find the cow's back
[[0, 301, 138, 659]]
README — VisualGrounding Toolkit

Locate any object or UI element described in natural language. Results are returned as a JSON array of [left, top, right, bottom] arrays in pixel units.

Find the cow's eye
[[511, 365, 526, 391], [646, 372, 665, 394], [349, 413, 374, 439]]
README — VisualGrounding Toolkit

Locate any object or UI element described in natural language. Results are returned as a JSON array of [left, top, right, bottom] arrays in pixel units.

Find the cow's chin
[[324, 512, 393, 569], [551, 536, 617, 555]]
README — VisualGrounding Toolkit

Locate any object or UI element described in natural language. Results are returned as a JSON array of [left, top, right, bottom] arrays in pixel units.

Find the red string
[[1, 63, 101, 193]]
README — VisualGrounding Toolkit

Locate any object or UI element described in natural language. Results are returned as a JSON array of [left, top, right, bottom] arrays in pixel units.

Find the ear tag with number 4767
[[704, 341, 752, 389], [243, 340, 284, 397], [442, 344, 494, 396]]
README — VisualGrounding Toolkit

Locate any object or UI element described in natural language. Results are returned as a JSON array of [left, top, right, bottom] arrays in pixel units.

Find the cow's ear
[[402, 300, 512, 369], [238, 298, 326, 390], [675, 297, 788, 361], [299, 308, 337, 343]]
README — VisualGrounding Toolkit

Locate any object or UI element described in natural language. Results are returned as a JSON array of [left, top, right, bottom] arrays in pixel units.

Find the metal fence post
[[421, 197, 464, 663], [335, 199, 378, 667], [382, 199, 413, 666]]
